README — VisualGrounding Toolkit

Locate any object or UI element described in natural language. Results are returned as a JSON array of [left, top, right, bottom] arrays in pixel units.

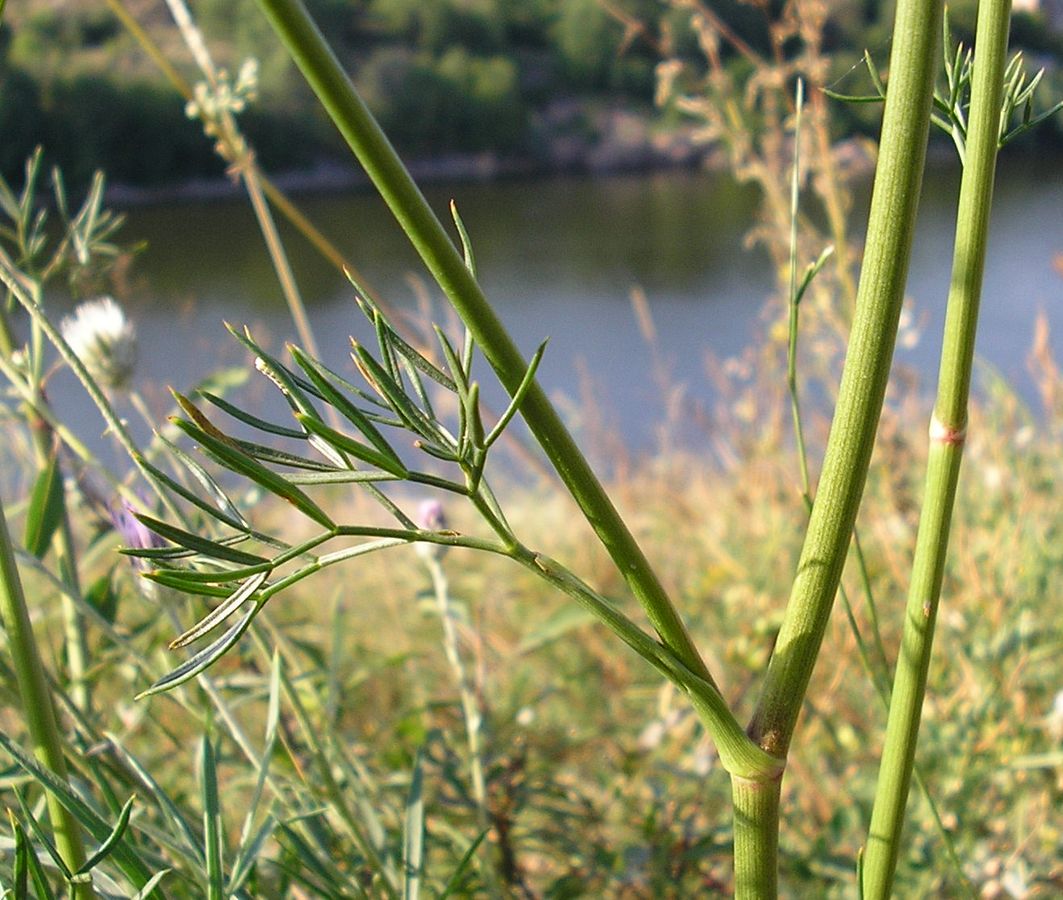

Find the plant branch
[[749, 0, 944, 760], [861, 2, 1013, 895], [250, 0, 743, 749]]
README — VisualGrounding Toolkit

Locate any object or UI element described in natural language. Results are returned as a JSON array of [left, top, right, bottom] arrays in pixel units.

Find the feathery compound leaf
[[133, 514, 268, 566], [433, 326, 470, 397], [139, 455, 251, 533], [160, 561, 271, 585], [294, 413, 409, 477], [288, 347, 404, 463], [450, 199, 478, 277], [225, 324, 322, 419], [230, 437, 338, 472], [352, 345, 448, 445], [199, 390, 306, 439], [485, 339, 548, 448], [171, 390, 240, 447], [143, 572, 232, 598], [284, 469, 402, 485], [170, 417, 335, 529], [137, 603, 260, 698], [75, 795, 135, 875], [377, 321, 457, 393], [170, 571, 269, 648]]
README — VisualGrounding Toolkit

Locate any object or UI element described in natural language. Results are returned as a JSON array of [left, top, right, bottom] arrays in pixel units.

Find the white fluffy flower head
[[60, 296, 137, 390]]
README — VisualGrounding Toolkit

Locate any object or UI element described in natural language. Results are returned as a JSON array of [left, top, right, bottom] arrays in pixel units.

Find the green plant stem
[[749, 0, 942, 757], [251, 0, 755, 759], [861, 2, 1012, 895], [0, 497, 94, 897], [737, 0, 942, 892], [731, 775, 781, 898]]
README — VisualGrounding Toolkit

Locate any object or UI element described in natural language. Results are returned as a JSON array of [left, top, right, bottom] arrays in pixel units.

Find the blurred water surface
[[52, 160, 1063, 456]]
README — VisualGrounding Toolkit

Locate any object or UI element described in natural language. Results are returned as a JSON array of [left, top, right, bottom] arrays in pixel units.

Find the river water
[[51, 158, 1063, 457]]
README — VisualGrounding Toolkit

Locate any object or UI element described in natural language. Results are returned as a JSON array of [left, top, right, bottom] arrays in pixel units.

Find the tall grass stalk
[[0, 498, 94, 897], [861, 1, 1013, 894], [739, 0, 943, 890]]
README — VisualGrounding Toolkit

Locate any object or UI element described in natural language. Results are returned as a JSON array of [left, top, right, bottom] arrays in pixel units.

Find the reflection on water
[[48, 159, 1063, 456]]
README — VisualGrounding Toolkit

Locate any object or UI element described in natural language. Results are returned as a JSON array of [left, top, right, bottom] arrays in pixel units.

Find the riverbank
[[102, 102, 885, 208]]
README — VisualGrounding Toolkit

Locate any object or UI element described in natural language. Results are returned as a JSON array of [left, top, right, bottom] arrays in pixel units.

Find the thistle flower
[[110, 495, 166, 599], [415, 499, 447, 561], [60, 296, 137, 390]]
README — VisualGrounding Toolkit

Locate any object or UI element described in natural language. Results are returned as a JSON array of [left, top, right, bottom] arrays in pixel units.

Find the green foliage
[[356, 46, 526, 155]]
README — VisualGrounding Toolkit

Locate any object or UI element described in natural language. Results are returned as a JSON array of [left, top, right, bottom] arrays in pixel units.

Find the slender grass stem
[[250, 0, 759, 764], [0, 497, 94, 897], [862, 2, 1012, 894]]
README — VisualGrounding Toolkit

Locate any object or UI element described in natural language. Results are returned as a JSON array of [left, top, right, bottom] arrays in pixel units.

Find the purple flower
[[415, 499, 447, 561], [110, 495, 165, 575]]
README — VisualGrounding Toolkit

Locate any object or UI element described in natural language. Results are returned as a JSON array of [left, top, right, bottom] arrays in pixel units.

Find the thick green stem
[[749, 0, 942, 757], [0, 497, 94, 897], [735, 0, 942, 891], [732, 775, 781, 899], [862, 3, 1011, 895], [252, 0, 733, 731]]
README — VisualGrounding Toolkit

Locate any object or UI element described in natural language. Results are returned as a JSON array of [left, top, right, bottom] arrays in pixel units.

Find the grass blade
[[199, 735, 224, 900], [105, 735, 204, 866], [0, 734, 158, 893], [133, 514, 268, 566], [402, 750, 425, 900], [136, 604, 261, 698], [170, 418, 335, 529], [129, 871, 172, 900], [170, 571, 270, 649], [23, 447, 64, 559], [438, 830, 486, 900]]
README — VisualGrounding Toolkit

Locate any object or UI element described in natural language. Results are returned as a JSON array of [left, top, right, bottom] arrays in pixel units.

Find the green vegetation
[[0, 0, 1061, 895], [3, 0, 1063, 189]]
